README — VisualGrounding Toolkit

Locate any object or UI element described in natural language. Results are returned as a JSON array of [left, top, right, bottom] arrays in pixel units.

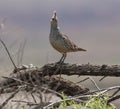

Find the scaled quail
[[49, 11, 86, 64]]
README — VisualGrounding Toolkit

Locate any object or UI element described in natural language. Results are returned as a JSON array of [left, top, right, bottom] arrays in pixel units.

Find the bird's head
[[51, 11, 58, 27]]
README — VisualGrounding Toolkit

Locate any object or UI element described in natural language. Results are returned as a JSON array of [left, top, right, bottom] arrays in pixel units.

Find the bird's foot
[[54, 61, 61, 67], [56, 60, 64, 65]]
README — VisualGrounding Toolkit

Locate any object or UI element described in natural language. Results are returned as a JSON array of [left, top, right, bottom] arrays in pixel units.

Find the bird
[[49, 11, 86, 64]]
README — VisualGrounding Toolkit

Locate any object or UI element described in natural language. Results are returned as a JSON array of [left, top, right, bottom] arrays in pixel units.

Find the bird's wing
[[62, 34, 79, 50]]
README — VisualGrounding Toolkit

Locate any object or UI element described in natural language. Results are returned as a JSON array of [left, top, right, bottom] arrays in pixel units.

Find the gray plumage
[[49, 11, 86, 63]]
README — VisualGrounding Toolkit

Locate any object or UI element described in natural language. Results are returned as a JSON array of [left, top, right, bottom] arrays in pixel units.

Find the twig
[[2, 76, 63, 98], [76, 77, 89, 84], [12, 100, 38, 106], [0, 38, 17, 69], [0, 89, 19, 109], [43, 86, 120, 108], [108, 95, 120, 103], [12, 100, 51, 109], [99, 76, 107, 81], [77, 77, 100, 91], [111, 88, 120, 97], [43, 94, 97, 109], [2, 76, 32, 86], [31, 93, 37, 103], [17, 39, 27, 66], [89, 77, 100, 91]]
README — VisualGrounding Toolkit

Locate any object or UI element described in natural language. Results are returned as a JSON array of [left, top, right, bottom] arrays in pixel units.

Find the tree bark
[[41, 63, 120, 77]]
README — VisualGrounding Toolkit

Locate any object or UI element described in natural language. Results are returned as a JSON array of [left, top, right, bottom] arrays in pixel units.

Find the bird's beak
[[52, 11, 57, 20]]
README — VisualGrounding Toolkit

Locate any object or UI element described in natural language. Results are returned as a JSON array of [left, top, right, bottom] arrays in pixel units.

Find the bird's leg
[[58, 54, 67, 79], [54, 54, 64, 76], [57, 54, 64, 64], [60, 53, 67, 64], [58, 54, 67, 64], [60, 55, 64, 63], [56, 53, 66, 65]]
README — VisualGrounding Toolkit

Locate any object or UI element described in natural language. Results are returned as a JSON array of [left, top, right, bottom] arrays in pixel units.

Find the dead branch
[[0, 38, 17, 69], [17, 39, 27, 66], [41, 63, 120, 77], [0, 89, 19, 109], [108, 95, 120, 103], [0, 62, 120, 95], [9, 63, 120, 77], [0, 75, 89, 97], [0, 63, 119, 108]]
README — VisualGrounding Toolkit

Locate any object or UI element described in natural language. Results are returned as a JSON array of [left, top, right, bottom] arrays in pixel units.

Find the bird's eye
[[52, 18, 55, 20]]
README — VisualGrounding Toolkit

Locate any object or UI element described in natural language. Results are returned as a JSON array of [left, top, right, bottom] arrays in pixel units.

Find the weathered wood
[[0, 67, 89, 96], [0, 63, 120, 94], [0, 63, 120, 95], [10, 63, 120, 78], [0, 63, 119, 109], [41, 63, 120, 77]]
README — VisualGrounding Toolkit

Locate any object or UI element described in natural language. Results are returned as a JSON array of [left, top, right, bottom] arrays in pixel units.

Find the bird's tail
[[78, 47, 87, 51]]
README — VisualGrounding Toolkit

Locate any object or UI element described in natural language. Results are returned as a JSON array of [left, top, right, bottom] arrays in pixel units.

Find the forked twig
[[89, 77, 100, 91]]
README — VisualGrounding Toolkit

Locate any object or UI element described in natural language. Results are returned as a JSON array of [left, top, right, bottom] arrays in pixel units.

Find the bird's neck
[[50, 25, 59, 33], [50, 26, 59, 34]]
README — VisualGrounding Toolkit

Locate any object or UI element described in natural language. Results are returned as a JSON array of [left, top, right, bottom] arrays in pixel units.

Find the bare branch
[[76, 77, 89, 84], [89, 77, 100, 91], [108, 95, 120, 103], [0, 89, 19, 109], [41, 63, 120, 77], [17, 39, 27, 66], [0, 38, 17, 69], [111, 88, 120, 97], [0, 63, 119, 108], [99, 76, 107, 81]]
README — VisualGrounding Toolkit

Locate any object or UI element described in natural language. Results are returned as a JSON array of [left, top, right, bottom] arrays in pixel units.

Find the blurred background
[[0, 0, 119, 80], [0, 0, 120, 107], [0, 0, 120, 67]]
